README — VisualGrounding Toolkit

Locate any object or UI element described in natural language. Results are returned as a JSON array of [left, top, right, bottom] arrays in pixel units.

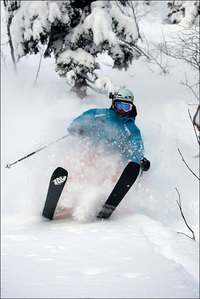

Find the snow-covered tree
[[3, 0, 21, 71], [167, 1, 200, 26], [7, 0, 140, 98], [143, 0, 150, 5], [3, 0, 21, 24]]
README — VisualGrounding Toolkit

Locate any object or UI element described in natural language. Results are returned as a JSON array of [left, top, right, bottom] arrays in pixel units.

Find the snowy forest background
[[1, 1, 200, 298]]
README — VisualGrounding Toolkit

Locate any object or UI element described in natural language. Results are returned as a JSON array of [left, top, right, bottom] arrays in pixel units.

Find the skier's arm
[[129, 128, 150, 171], [131, 127, 150, 171], [126, 126, 144, 164], [68, 110, 95, 136]]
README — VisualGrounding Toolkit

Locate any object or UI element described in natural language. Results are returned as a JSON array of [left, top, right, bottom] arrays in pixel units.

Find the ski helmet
[[112, 88, 134, 104]]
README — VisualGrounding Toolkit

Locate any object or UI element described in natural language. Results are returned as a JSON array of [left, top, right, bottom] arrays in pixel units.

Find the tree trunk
[[7, 19, 17, 72], [72, 76, 87, 99]]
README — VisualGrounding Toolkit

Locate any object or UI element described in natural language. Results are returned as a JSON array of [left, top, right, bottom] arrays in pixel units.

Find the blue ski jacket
[[68, 108, 144, 164]]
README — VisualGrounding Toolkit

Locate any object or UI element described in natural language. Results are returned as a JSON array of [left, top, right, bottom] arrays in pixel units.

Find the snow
[[48, 2, 62, 23], [10, 1, 70, 58], [95, 76, 115, 94], [180, 2, 199, 26], [1, 1, 199, 298], [2, 216, 198, 298], [110, 6, 139, 42], [56, 48, 95, 82], [11, 1, 49, 56], [167, 1, 199, 26], [82, 2, 139, 46], [57, 48, 95, 70], [84, 7, 117, 46]]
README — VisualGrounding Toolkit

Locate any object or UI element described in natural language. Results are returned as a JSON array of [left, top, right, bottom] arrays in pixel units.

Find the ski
[[42, 167, 68, 220], [96, 162, 140, 219]]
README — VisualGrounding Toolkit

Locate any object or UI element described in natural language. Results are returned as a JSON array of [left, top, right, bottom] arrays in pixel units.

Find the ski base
[[42, 167, 68, 220], [96, 162, 140, 219]]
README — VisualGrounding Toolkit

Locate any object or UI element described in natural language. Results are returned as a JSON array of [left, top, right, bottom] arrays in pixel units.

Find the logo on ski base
[[53, 176, 67, 185]]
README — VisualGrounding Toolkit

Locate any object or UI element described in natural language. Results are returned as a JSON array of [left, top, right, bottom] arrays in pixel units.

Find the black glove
[[140, 157, 150, 171]]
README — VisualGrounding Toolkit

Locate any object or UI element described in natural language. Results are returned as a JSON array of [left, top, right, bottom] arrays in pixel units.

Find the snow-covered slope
[[1, 2, 199, 298]]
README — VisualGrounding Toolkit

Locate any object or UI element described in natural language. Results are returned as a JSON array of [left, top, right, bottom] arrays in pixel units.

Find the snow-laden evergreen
[[7, 0, 140, 97], [1, 1, 199, 298], [167, 1, 200, 25]]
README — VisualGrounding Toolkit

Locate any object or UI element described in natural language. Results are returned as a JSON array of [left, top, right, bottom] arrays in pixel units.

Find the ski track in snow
[[1, 1, 199, 298]]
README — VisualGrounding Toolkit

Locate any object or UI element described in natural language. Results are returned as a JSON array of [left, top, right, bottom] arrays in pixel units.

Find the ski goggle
[[114, 101, 132, 112]]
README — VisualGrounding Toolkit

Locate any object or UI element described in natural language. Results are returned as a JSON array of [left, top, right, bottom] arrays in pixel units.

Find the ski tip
[[128, 161, 140, 168], [126, 161, 140, 173], [52, 167, 68, 179], [54, 167, 68, 174], [5, 164, 11, 169]]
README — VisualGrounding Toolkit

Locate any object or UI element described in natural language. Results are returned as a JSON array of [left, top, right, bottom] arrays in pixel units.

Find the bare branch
[[127, 1, 143, 41], [180, 75, 199, 102], [175, 188, 195, 241], [193, 104, 200, 133], [132, 44, 150, 59], [102, 62, 113, 68], [188, 109, 200, 145], [179, 74, 200, 140], [133, 43, 168, 74], [160, 25, 200, 72], [177, 148, 199, 180]]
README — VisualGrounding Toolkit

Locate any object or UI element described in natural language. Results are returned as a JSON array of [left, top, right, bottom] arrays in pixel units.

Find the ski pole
[[5, 134, 69, 169]]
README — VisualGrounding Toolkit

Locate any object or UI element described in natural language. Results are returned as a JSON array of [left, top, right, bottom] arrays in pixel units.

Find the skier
[[67, 88, 150, 219], [68, 88, 150, 171], [42, 88, 150, 220]]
